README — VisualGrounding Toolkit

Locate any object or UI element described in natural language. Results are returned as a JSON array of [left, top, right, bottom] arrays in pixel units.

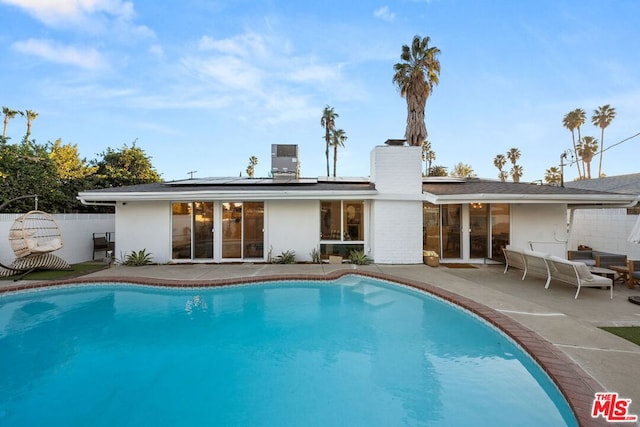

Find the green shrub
[[309, 248, 322, 264], [349, 249, 370, 265], [122, 249, 153, 266], [275, 250, 296, 264]]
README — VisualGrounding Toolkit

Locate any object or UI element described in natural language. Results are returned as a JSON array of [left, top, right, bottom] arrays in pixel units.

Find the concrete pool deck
[[4, 262, 640, 426]]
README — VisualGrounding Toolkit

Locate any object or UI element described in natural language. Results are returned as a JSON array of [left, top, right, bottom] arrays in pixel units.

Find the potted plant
[[423, 250, 439, 267]]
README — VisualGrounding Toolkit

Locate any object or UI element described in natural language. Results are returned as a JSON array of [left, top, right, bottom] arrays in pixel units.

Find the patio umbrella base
[[628, 296, 640, 305]]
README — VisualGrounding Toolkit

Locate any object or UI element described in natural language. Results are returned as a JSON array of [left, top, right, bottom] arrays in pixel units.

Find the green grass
[[0, 263, 108, 281], [600, 326, 640, 346]]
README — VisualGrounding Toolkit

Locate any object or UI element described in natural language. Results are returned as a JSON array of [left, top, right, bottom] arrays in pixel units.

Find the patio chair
[[0, 210, 71, 279]]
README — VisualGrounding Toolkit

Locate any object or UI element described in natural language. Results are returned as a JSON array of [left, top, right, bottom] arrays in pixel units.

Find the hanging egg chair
[[8, 210, 64, 258]]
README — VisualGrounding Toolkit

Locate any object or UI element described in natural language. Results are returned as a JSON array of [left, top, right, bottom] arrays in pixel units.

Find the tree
[[92, 140, 162, 188], [493, 154, 507, 182], [320, 106, 338, 176], [562, 110, 583, 179], [24, 109, 38, 141], [49, 139, 99, 212], [246, 156, 258, 178], [576, 136, 599, 179], [421, 140, 436, 176], [429, 165, 448, 176], [2, 107, 23, 139], [0, 139, 62, 213], [591, 104, 616, 178], [544, 166, 562, 185], [506, 147, 520, 166], [330, 128, 347, 177], [450, 162, 475, 178], [393, 35, 441, 146], [573, 108, 587, 176], [510, 164, 524, 183]]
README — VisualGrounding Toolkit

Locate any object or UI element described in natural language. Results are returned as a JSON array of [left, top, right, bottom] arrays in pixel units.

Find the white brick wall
[[369, 145, 423, 263], [569, 208, 640, 259]]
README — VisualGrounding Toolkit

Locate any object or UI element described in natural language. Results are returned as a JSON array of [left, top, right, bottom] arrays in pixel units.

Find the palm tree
[[2, 107, 23, 139], [24, 109, 38, 141], [493, 154, 507, 181], [450, 162, 475, 178], [544, 166, 561, 185], [506, 147, 520, 166], [562, 110, 583, 179], [320, 106, 338, 176], [246, 156, 258, 178], [510, 164, 524, 183], [429, 165, 448, 176], [591, 104, 616, 177], [421, 139, 436, 175], [393, 35, 441, 147], [573, 108, 587, 176], [330, 128, 347, 177], [498, 170, 509, 182], [576, 136, 599, 179]]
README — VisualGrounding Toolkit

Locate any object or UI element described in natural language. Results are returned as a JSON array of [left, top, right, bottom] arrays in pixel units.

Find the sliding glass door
[[222, 202, 264, 259], [172, 201, 214, 259]]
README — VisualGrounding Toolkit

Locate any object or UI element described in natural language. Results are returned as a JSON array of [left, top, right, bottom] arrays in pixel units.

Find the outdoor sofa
[[503, 246, 613, 299], [567, 250, 627, 269]]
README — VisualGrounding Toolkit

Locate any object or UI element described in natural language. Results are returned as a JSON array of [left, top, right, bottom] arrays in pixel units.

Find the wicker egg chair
[[8, 210, 64, 258]]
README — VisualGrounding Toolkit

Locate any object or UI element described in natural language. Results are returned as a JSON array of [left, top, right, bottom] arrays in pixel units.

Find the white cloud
[[374, 6, 395, 22], [0, 0, 153, 37], [11, 38, 108, 70]]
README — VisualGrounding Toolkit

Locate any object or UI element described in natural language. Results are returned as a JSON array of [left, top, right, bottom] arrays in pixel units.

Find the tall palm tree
[[576, 136, 599, 179], [506, 147, 520, 167], [544, 166, 561, 185], [510, 164, 524, 183], [573, 108, 587, 177], [562, 110, 583, 179], [591, 104, 616, 178], [24, 109, 38, 141], [330, 128, 347, 177], [2, 107, 23, 139], [493, 154, 507, 181], [421, 139, 436, 175], [246, 156, 258, 178], [320, 106, 338, 176], [393, 35, 441, 147]]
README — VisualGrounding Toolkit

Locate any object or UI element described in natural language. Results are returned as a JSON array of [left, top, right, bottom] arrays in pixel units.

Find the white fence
[[0, 213, 115, 265]]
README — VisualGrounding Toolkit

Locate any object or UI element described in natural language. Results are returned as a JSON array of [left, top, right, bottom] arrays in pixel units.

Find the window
[[320, 200, 365, 258]]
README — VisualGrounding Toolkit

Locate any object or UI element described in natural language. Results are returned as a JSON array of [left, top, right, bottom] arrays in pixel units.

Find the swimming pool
[[0, 275, 577, 426]]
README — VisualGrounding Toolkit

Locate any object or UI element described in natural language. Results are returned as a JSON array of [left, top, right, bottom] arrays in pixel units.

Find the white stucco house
[[77, 143, 638, 264]]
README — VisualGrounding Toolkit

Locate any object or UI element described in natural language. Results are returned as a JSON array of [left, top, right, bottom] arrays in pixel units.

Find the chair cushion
[[571, 262, 594, 281]]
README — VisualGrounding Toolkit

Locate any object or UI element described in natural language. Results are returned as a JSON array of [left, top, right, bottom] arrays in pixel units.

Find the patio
[[4, 262, 640, 426]]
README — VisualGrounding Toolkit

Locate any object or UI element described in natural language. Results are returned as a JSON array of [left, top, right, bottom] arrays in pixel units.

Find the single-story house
[[77, 143, 638, 264], [565, 173, 640, 259]]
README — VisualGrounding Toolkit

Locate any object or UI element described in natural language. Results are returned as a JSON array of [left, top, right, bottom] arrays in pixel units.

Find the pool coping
[[0, 270, 613, 427]]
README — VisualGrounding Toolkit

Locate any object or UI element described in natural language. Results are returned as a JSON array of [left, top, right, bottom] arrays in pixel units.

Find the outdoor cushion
[[571, 262, 594, 281]]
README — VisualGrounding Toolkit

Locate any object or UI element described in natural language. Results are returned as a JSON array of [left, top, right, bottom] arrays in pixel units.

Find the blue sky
[[1, 0, 638, 182]]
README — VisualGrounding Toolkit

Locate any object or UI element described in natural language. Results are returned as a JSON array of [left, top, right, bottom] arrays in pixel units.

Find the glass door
[[243, 202, 264, 258], [491, 204, 510, 261], [194, 202, 214, 259], [469, 203, 489, 258], [222, 202, 243, 258], [442, 204, 461, 258], [172, 202, 214, 260]]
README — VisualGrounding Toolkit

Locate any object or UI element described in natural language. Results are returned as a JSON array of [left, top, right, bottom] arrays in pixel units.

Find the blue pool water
[[0, 276, 577, 426]]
